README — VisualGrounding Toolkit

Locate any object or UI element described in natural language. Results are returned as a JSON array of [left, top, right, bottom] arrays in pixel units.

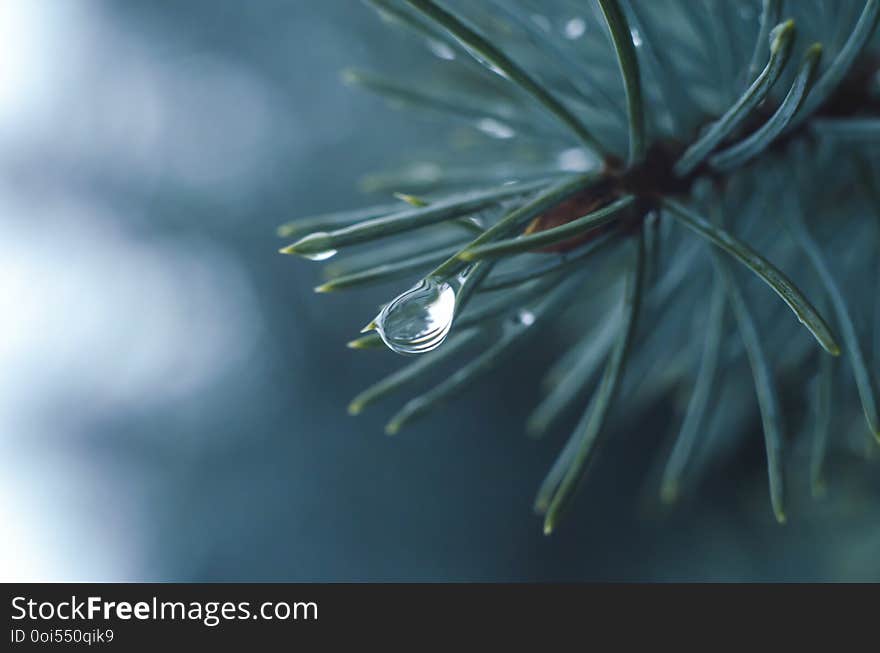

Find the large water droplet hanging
[[371, 276, 457, 354]]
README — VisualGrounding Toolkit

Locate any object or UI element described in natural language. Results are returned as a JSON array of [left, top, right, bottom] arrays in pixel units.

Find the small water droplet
[[476, 118, 516, 139], [297, 232, 337, 261], [304, 249, 337, 261], [556, 147, 599, 172], [459, 214, 485, 230], [564, 17, 586, 39], [630, 28, 643, 47], [373, 277, 457, 354], [427, 39, 456, 60], [516, 309, 536, 327]]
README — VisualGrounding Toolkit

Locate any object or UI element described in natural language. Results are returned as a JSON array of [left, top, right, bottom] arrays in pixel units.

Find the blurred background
[[2, 0, 879, 581]]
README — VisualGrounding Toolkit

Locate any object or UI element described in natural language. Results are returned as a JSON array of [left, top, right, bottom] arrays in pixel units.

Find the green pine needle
[[674, 18, 795, 176], [342, 68, 550, 141], [429, 173, 602, 279], [620, 0, 691, 132], [281, 179, 549, 256], [385, 274, 583, 434], [542, 230, 645, 535], [810, 335, 835, 497], [785, 202, 880, 440], [792, 0, 880, 127], [277, 200, 404, 239], [597, 0, 646, 164], [315, 245, 462, 293], [746, 0, 783, 84], [477, 232, 617, 293], [348, 329, 482, 415], [660, 275, 726, 504], [403, 0, 605, 153], [458, 195, 634, 261], [710, 43, 822, 171], [662, 199, 840, 356], [715, 255, 787, 524], [527, 303, 622, 439]]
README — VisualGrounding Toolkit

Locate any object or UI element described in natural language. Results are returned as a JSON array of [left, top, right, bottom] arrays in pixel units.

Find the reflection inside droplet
[[372, 277, 457, 354]]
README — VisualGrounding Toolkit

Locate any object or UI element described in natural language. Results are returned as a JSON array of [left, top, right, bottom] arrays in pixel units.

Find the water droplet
[[516, 309, 536, 327], [556, 147, 599, 172], [427, 39, 456, 61], [630, 28, 643, 47], [466, 214, 486, 229], [297, 231, 336, 261], [303, 248, 337, 262], [564, 18, 586, 40], [476, 118, 516, 139], [372, 277, 457, 354], [295, 232, 337, 261], [456, 213, 485, 231], [303, 249, 337, 261]]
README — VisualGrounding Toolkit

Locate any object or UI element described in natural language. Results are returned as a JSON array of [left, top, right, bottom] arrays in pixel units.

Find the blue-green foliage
[[281, 0, 880, 531]]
